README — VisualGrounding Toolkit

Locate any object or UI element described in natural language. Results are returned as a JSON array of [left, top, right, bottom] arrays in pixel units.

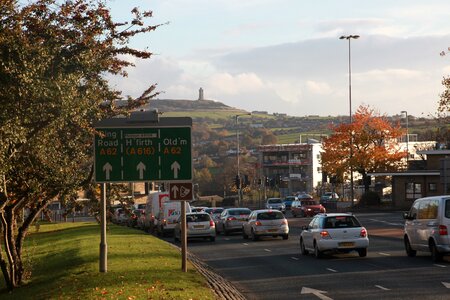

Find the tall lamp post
[[236, 113, 251, 206], [401, 111, 409, 165], [340, 34, 359, 207]]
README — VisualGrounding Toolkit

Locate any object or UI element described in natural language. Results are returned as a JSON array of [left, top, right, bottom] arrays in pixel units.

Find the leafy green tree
[[0, 0, 160, 290]]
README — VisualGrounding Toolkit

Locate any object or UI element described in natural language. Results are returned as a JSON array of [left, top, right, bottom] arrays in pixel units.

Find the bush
[[359, 191, 381, 206]]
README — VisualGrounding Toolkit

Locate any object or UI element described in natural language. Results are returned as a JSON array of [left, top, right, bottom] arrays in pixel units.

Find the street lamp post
[[401, 111, 409, 165], [236, 113, 251, 206], [340, 34, 359, 207]]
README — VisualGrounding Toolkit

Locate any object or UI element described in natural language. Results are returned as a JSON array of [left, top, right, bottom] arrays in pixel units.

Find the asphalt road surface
[[169, 211, 450, 300]]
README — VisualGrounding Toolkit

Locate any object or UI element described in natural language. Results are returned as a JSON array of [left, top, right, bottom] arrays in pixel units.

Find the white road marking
[[224, 238, 230, 241], [242, 243, 249, 246], [378, 252, 391, 256], [326, 268, 338, 273], [434, 264, 447, 268], [264, 249, 272, 252], [301, 287, 333, 300], [375, 285, 390, 291], [291, 257, 299, 260]]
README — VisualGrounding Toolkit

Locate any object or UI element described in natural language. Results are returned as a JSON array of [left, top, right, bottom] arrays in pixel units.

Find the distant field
[[276, 132, 329, 144]]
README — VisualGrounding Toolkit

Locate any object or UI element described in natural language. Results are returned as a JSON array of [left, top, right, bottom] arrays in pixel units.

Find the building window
[[406, 182, 421, 200], [428, 183, 437, 192]]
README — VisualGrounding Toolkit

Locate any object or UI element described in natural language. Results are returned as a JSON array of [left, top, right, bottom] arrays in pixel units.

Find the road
[[169, 212, 450, 300]]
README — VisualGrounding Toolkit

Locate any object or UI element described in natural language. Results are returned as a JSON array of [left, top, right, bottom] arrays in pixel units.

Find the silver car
[[217, 208, 251, 235], [242, 209, 289, 241], [174, 212, 216, 242], [265, 198, 286, 213], [300, 213, 369, 258], [403, 195, 450, 262]]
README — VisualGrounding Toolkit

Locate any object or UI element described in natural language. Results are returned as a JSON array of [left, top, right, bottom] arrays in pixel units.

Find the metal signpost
[[94, 111, 192, 272]]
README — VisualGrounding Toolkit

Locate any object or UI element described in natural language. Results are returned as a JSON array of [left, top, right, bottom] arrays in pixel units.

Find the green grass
[[0, 222, 215, 300]]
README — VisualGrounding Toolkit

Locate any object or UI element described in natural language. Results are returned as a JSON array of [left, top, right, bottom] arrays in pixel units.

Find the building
[[369, 149, 450, 209], [258, 141, 323, 197]]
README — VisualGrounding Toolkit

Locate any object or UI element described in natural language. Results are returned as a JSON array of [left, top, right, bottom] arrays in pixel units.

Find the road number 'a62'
[[164, 147, 181, 155]]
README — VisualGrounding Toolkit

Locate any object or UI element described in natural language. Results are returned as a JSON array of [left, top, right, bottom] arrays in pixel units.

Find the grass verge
[[0, 222, 215, 300]]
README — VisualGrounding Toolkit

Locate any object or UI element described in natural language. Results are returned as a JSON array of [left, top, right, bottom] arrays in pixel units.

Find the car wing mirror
[[403, 212, 413, 220], [301, 225, 309, 230]]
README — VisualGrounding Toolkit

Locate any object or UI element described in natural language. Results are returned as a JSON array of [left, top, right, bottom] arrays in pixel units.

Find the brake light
[[162, 219, 167, 225], [210, 220, 215, 227], [255, 221, 262, 226], [227, 217, 236, 221], [360, 228, 367, 238], [439, 225, 448, 235], [320, 231, 331, 239]]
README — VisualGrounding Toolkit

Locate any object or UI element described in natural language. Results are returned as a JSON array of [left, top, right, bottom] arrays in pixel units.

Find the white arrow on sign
[[301, 287, 333, 300], [136, 162, 146, 179], [171, 161, 181, 179], [443, 282, 450, 289], [171, 185, 179, 199], [103, 163, 112, 180]]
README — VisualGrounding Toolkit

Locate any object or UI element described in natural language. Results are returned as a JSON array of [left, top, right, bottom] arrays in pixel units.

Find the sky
[[106, 0, 450, 117]]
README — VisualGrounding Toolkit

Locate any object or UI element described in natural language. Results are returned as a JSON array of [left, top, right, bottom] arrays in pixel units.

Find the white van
[[403, 195, 450, 262], [156, 201, 191, 236], [144, 192, 170, 232]]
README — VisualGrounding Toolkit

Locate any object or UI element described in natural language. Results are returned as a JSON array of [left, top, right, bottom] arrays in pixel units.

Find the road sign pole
[[181, 201, 187, 272], [100, 183, 107, 272]]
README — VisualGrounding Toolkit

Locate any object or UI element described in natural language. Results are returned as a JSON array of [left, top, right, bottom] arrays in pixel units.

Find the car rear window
[[257, 211, 284, 220], [268, 199, 282, 204], [186, 214, 211, 222], [301, 200, 315, 206], [324, 216, 361, 228], [229, 209, 251, 215], [445, 199, 450, 218]]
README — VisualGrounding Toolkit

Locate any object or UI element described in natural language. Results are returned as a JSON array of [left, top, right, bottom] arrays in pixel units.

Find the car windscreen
[[186, 214, 210, 223], [229, 209, 251, 215], [257, 211, 284, 220], [323, 216, 361, 228]]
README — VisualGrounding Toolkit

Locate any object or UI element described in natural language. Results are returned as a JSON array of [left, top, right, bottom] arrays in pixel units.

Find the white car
[[174, 212, 216, 242], [242, 209, 289, 241], [265, 198, 286, 213], [300, 213, 369, 258], [403, 195, 450, 262]]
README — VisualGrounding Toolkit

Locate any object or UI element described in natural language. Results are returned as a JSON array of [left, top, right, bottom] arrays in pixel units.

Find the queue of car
[[111, 193, 450, 262]]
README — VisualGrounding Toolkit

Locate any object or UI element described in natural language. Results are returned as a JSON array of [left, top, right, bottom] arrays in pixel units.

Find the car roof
[[253, 209, 284, 214], [317, 213, 354, 217]]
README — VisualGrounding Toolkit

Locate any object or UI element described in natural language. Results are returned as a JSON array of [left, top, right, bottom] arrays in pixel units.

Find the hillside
[[146, 98, 245, 112]]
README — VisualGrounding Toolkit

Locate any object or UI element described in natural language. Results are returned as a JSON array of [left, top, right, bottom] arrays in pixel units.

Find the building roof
[[368, 170, 440, 177]]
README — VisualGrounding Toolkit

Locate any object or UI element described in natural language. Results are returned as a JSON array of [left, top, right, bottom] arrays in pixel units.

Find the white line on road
[[264, 249, 272, 252], [434, 264, 447, 268], [291, 257, 299, 260], [242, 243, 249, 246], [224, 238, 230, 241], [378, 252, 391, 256], [326, 268, 338, 273], [375, 285, 391, 291]]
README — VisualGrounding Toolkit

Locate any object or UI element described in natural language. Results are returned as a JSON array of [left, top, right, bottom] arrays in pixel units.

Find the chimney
[[198, 87, 204, 100]]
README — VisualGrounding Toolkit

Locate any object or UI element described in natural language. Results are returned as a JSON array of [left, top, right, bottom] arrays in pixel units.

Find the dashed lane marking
[[378, 252, 391, 256], [291, 257, 299, 260], [326, 268, 338, 273], [375, 285, 391, 291], [434, 264, 447, 268], [264, 249, 272, 252]]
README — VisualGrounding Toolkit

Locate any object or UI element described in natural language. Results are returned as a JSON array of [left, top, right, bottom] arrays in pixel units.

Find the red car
[[291, 199, 326, 217]]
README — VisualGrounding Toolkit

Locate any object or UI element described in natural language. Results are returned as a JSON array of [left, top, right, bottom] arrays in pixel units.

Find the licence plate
[[268, 229, 277, 232], [339, 242, 355, 247], [193, 225, 204, 229]]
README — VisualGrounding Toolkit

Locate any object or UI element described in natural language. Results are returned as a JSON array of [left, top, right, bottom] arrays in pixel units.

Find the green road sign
[[94, 115, 192, 183]]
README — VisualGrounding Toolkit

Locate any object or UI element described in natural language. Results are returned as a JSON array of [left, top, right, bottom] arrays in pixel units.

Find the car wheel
[[282, 234, 289, 240], [300, 238, 308, 255], [314, 242, 323, 258], [404, 236, 416, 257], [358, 248, 367, 257], [251, 229, 259, 241], [243, 229, 249, 239], [430, 240, 443, 262], [292, 212, 297, 218], [300, 210, 305, 218], [210, 236, 216, 242]]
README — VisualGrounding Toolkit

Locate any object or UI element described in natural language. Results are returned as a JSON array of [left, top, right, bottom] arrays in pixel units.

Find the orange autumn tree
[[321, 105, 406, 193]]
